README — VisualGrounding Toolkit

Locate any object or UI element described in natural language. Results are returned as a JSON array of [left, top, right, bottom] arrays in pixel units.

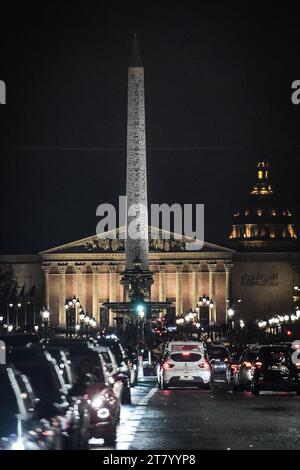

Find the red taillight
[[198, 361, 211, 369], [243, 361, 252, 369], [163, 362, 175, 369], [255, 361, 263, 369], [230, 364, 238, 370]]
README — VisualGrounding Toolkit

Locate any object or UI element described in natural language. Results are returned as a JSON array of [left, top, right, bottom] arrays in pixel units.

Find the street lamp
[[40, 306, 50, 338], [197, 295, 214, 334], [65, 296, 80, 338], [7, 325, 13, 333], [228, 308, 234, 318]]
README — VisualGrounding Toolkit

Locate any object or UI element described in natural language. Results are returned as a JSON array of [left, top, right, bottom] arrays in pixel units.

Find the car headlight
[[91, 395, 104, 409], [97, 408, 110, 419]]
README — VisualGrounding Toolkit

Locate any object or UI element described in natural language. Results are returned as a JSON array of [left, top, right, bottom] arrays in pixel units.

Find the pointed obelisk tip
[[129, 33, 143, 67]]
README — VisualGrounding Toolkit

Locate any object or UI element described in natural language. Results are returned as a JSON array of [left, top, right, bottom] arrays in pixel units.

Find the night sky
[[0, 1, 300, 254]]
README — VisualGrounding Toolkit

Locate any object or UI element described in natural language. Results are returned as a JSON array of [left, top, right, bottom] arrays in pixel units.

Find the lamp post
[[40, 306, 50, 339], [65, 296, 80, 338], [16, 303, 21, 330], [84, 313, 90, 337], [228, 308, 235, 329], [197, 295, 214, 339], [7, 303, 13, 326], [79, 309, 85, 338]]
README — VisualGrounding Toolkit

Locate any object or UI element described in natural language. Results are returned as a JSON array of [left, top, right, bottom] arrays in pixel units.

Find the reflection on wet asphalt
[[91, 375, 300, 450]]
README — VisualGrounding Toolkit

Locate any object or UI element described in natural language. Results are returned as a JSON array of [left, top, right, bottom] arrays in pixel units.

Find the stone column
[[91, 265, 101, 323], [109, 265, 118, 327], [74, 264, 86, 312], [208, 262, 217, 323], [159, 265, 166, 302], [224, 262, 233, 324], [57, 264, 68, 326], [41, 265, 51, 309], [191, 264, 200, 309], [175, 264, 183, 316]]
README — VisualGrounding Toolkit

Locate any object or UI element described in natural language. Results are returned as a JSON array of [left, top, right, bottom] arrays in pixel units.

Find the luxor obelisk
[[122, 35, 153, 300]]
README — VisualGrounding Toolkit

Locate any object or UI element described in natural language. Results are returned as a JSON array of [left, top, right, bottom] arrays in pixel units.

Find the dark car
[[251, 345, 300, 395], [49, 340, 121, 446], [0, 365, 61, 450], [44, 345, 73, 390], [207, 344, 229, 373], [97, 336, 137, 387], [226, 349, 244, 385], [0, 334, 39, 348], [96, 344, 131, 404], [232, 348, 260, 391], [7, 347, 89, 449]]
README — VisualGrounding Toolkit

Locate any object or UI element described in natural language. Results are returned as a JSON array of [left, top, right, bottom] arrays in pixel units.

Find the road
[[91, 374, 300, 450]]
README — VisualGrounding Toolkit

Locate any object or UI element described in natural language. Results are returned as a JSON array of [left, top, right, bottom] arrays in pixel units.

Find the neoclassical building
[[38, 229, 234, 327], [1, 162, 299, 326]]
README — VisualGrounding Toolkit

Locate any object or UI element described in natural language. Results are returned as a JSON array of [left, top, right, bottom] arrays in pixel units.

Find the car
[[250, 345, 300, 395], [97, 344, 131, 404], [97, 335, 137, 388], [0, 334, 39, 348], [207, 344, 229, 373], [0, 364, 61, 450], [226, 349, 244, 385], [6, 347, 90, 449], [50, 340, 121, 446], [158, 341, 212, 389], [44, 345, 73, 391], [232, 348, 260, 391]]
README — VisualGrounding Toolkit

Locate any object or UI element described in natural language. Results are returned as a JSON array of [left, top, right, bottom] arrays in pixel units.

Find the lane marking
[[117, 385, 158, 450]]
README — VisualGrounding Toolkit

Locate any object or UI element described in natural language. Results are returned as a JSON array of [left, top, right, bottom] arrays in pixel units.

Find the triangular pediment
[[39, 226, 234, 255]]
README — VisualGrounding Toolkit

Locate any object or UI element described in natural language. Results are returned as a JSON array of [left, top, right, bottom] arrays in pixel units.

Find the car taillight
[[296, 363, 300, 369], [230, 364, 238, 370], [243, 361, 252, 368], [198, 361, 211, 369], [163, 362, 175, 369], [255, 361, 263, 369], [224, 358, 228, 363]]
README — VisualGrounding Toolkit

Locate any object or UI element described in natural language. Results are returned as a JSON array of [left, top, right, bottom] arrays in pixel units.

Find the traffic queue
[[0, 334, 137, 450], [157, 339, 300, 395]]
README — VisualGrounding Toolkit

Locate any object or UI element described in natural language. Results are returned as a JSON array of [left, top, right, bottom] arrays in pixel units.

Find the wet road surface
[[91, 375, 300, 450]]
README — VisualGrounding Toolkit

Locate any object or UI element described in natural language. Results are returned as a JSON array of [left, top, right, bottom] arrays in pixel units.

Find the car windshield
[[259, 349, 290, 365], [241, 351, 258, 362], [208, 347, 228, 360], [170, 352, 202, 362], [69, 352, 105, 384], [101, 352, 112, 365], [8, 351, 62, 402]]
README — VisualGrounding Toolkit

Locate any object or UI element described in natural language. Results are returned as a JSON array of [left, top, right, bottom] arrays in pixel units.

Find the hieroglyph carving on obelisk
[[125, 36, 149, 270]]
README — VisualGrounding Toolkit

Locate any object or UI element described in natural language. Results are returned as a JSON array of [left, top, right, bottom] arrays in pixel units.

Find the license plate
[[181, 376, 193, 381]]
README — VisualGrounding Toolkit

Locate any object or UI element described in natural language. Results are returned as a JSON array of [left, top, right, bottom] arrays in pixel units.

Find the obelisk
[[125, 34, 149, 271]]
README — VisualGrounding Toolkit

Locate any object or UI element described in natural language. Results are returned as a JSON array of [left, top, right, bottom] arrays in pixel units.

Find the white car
[[158, 341, 212, 390]]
